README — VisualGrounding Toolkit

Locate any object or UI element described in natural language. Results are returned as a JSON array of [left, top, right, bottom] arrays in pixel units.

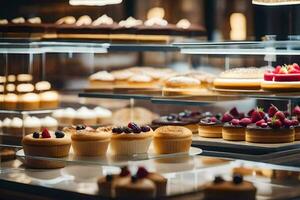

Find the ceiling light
[[69, 0, 122, 6], [252, 0, 300, 5]]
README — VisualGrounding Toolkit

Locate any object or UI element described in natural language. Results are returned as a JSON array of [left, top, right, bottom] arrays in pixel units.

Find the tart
[[22, 129, 71, 169], [153, 125, 192, 154], [202, 174, 256, 200], [110, 123, 153, 155], [198, 116, 223, 138], [222, 118, 251, 141], [71, 125, 111, 156], [261, 63, 300, 91]]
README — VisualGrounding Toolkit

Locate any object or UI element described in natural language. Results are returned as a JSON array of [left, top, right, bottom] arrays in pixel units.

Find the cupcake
[[93, 106, 112, 124], [110, 123, 153, 155], [41, 116, 58, 131], [2, 118, 11, 133], [22, 129, 71, 169], [10, 117, 23, 136], [153, 126, 192, 154], [24, 116, 41, 135], [39, 91, 59, 109], [52, 108, 76, 125], [71, 125, 111, 156], [17, 83, 40, 110], [4, 93, 18, 110], [73, 107, 97, 125]]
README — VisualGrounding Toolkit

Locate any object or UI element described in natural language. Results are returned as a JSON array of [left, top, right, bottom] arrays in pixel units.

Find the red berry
[[247, 109, 255, 117], [260, 123, 268, 128], [293, 106, 300, 116], [251, 110, 263, 123], [221, 113, 233, 123], [210, 117, 217, 123], [119, 166, 130, 177], [231, 119, 240, 126], [239, 118, 252, 127], [136, 167, 149, 179], [272, 119, 282, 128], [229, 107, 239, 118], [238, 112, 245, 119], [41, 128, 51, 138], [283, 118, 293, 127], [283, 111, 290, 117], [268, 104, 278, 117], [255, 119, 265, 127], [291, 119, 299, 126], [274, 65, 281, 74], [274, 111, 285, 122]]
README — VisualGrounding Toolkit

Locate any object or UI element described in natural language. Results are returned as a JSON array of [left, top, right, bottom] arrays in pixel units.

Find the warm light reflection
[[69, 0, 122, 6], [230, 13, 247, 41], [147, 7, 165, 20], [253, 0, 300, 5]]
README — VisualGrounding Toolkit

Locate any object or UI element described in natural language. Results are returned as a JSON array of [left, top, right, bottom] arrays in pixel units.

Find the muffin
[[22, 129, 71, 169], [2, 118, 11, 133], [153, 126, 192, 154], [73, 107, 97, 125], [71, 125, 111, 156], [41, 116, 58, 131], [93, 106, 112, 124], [17, 83, 40, 110], [24, 116, 41, 135], [39, 91, 59, 109], [4, 93, 18, 110], [10, 117, 23, 136], [110, 123, 153, 155]]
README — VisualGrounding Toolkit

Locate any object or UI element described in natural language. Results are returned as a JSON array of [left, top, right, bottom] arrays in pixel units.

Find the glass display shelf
[[175, 40, 300, 55], [0, 109, 55, 115]]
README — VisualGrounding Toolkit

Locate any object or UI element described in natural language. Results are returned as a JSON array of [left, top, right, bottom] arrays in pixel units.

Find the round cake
[[222, 118, 251, 141], [198, 116, 223, 138]]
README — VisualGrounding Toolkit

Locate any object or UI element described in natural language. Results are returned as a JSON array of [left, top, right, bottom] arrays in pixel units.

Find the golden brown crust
[[222, 126, 245, 141], [198, 125, 222, 138], [71, 129, 111, 141], [246, 128, 295, 143], [22, 132, 71, 146], [154, 126, 192, 139]]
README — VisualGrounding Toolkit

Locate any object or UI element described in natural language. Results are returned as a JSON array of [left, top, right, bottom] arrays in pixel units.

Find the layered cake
[[262, 63, 300, 91]]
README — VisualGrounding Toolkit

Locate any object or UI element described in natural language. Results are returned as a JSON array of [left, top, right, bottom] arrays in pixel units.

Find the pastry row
[[1, 116, 58, 135], [214, 63, 300, 91]]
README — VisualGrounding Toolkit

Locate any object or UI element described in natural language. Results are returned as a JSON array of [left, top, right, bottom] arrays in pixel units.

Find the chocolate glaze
[[247, 123, 294, 130], [152, 115, 199, 126], [199, 117, 223, 127], [223, 122, 244, 128]]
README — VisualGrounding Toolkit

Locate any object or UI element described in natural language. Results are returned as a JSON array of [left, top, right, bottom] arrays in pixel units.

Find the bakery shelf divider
[[0, 109, 56, 115]]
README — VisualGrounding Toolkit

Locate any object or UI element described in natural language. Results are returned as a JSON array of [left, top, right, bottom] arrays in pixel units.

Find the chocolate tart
[[222, 123, 246, 141], [198, 117, 223, 138], [246, 124, 295, 143], [173, 24, 206, 37]]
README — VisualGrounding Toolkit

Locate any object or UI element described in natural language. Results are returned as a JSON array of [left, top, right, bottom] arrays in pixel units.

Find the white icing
[[19, 93, 40, 102], [2, 118, 11, 127], [56, 16, 76, 25], [35, 81, 51, 91], [0, 19, 8, 25], [17, 74, 33, 82], [40, 91, 59, 101], [166, 76, 200, 85], [64, 107, 76, 118], [144, 17, 168, 26], [92, 14, 114, 26], [129, 74, 152, 83], [119, 17, 142, 28], [17, 83, 34, 93], [90, 71, 115, 81], [94, 107, 112, 118], [176, 19, 191, 29], [52, 109, 64, 118], [28, 17, 42, 24], [41, 116, 58, 127], [4, 93, 18, 102], [24, 116, 41, 127], [10, 117, 23, 128], [12, 17, 25, 24], [76, 107, 96, 119], [76, 15, 92, 26], [6, 84, 15, 92]]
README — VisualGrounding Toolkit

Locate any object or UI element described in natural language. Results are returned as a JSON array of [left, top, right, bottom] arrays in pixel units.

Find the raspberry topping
[[41, 128, 51, 138], [239, 118, 252, 127], [230, 119, 240, 126], [274, 111, 285, 122], [268, 104, 278, 118], [221, 113, 233, 123], [293, 106, 300, 116], [136, 167, 149, 179], [119, 166, 130, 177]]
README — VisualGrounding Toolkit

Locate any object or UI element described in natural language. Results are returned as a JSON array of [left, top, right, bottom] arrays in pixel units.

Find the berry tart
[[198, 114, 223, 138], [222, 117, 252, 141], [153, 125, 192, 154], [261, 63, 300, 91], [71, 125, 111, 156], [110, 123, 153, 155], [246, 106, 295, 143], [97, 166, 131, 198], [22, 128, 71, 169], [292, 106, 300, 140], [202, 174, 256, 200]]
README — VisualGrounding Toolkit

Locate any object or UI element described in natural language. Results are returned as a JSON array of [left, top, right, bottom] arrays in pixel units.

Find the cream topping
[[52, 109, 64, 118], [10, 117, 23, 128], [0, 19, 8, 25], [119, 17, 142, 28], [19, 93, 40, 102], [76, 107, 97, 119], [90, 71, 115, 81], [128, 74, 152, 83], [35, 81, 51, 91], [6, 84, 15, 92], [17, 83, 34, 93], [76, 15, 92, 26], [40, 91, 59, 101], [28, 17, 42, 24], [2, 118, 11, 127], [94, 107, 112, 118], [41, 116, 58, 127], [24, 116, 41, 127], [7, 75, 16, 82], [176, 19, 191, 29], [4, 93, 18, 102], [64, 107, 76, 118], [17, 74, 33, 82], [166, 76, 200, 85], [11, 17, 25, 24], [56, 16, 76, 25], [144, 17, 168, 26], [92, 14, 114, 26]]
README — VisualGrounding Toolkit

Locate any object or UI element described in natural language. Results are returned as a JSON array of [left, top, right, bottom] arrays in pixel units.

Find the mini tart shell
[[198, 123, 223, 138], [222, 124, 246, 141], [246, 125, 295, 143], [153, 126, 192, 154]]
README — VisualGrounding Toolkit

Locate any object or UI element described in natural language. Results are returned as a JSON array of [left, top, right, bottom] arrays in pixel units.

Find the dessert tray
[[192, 135, 300, 154], [16, 146, 202, 166]]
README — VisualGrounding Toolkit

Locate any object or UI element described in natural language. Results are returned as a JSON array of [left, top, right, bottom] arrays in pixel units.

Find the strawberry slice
[[274, 65, 281, 74]]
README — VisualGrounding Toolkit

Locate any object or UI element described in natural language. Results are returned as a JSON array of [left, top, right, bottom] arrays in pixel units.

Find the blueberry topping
[[112, 127, 123, 134], [131, 175, 138, 183], [76, 125, 86, 130], [33, 132, 40, 138], [106, 174, 113, 182], [123, 127, 132, 134], [141, 126, 151, 132], [233, 174, 243, 184], [213, 176, 224, 184], [132, 126, 142, 134], [55, 131, 65, 138]]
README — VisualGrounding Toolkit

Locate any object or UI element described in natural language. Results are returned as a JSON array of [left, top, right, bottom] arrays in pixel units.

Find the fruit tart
[[198, 114, 223, 138], [222, 118, 251, 141], [261, 63, 300, 91]]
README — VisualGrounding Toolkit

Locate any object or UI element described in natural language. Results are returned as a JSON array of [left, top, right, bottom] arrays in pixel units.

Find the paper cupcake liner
[[72, 139, 110, 156], [110, 137, 152, 155], [153, 137, 192, 154]]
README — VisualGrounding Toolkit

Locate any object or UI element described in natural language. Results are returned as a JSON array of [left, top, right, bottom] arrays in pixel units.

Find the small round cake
[[89, 71, 115, 88], [22, 129, 71, 169], [110, 123, 153, 155], [4, 93, 18, 110], [198, 116, 223, 138], [222, 118, 251, 141], [39, 91, 59, 109], [153, 126, 192, 154], [73, 107, 97, 125], [2, 118, 11, 134], [163, 76, 201, 96], [202, 175, 256, 200], [18, 92, 40, 110], [71, 125, 111, 156]]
